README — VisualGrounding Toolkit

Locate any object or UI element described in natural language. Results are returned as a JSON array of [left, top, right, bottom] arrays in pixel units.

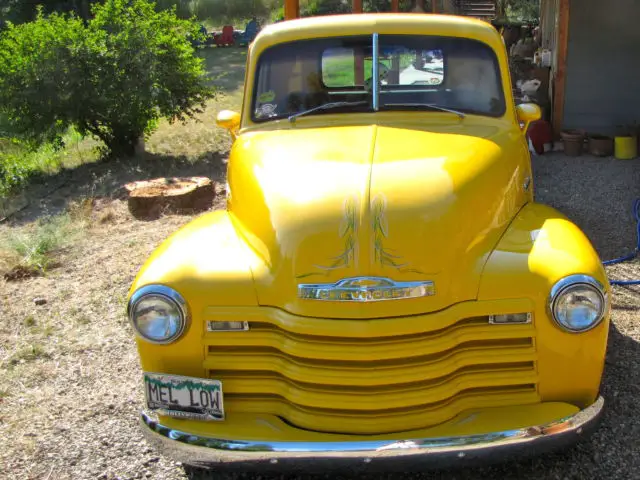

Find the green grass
[[322, 54, 416, 87], [322, 55, 363, 87], [147, 47, 246, 159], [0, 129, 100, 197]]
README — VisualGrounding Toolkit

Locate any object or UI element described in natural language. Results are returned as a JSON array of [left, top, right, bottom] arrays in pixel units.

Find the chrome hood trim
[[298, 276, 435, 302]]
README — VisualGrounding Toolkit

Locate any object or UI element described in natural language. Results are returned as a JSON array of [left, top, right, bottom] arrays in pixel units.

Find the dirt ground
[[1, 48, 640, 479]]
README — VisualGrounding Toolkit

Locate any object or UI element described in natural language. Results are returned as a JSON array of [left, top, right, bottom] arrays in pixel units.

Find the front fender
[[478, 202, 610, 408], [127, 210, 260, 378]]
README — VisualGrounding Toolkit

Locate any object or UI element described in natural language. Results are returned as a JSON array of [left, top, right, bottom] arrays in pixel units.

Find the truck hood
[[228, 121, 528, 318]]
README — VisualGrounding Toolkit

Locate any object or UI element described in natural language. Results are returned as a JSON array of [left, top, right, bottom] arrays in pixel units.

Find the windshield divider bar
[[372, 33, 379, 111]]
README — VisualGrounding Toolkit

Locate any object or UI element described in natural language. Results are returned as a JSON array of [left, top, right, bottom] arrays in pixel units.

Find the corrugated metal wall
[[563, 0, 640, 134]]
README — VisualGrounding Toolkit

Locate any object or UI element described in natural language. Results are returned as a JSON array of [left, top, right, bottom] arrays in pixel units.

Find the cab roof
[[251, 13, 504, 56]]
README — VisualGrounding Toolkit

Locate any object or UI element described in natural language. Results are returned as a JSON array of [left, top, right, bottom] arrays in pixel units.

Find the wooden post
[[354, 50, 365, 85], [353, 0, 363, 13], [417, 0, 426, 11], [390, 52, 400, 84], [392, 0, 399, 12], [552, 0, 570, 136], [432, 0, 438, 13], [284, 0, 299, 20]]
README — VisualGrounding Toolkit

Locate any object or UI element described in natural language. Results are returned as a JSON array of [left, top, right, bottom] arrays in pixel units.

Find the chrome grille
[[203, 311, 538, 435]]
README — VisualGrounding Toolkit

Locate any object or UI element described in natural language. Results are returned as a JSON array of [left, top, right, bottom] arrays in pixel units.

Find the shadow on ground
[[1, 150, 227, 225]]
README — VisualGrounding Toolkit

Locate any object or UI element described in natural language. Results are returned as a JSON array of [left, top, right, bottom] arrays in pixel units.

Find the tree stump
[[125, 177, 215, 220]]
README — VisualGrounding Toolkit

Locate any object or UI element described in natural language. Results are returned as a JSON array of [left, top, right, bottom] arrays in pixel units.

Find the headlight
[[128, 285, 189, 344], [549, 275, 608, 333]]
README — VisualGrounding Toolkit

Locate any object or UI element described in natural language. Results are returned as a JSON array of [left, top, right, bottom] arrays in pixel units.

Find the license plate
[[143, 373, 224, 421]]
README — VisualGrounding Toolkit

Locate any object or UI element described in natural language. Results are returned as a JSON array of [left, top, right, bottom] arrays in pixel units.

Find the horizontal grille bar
[[211, 363, 536, 411], [205, 339, 535, 386], [204, 323, 536, 362]]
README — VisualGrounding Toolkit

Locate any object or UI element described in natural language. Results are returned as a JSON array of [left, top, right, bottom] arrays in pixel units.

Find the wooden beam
[[353, 0, 363, 13], [391, 0, 399, 12], [284, 0, 299, 20], [552, 0, 570, 136]]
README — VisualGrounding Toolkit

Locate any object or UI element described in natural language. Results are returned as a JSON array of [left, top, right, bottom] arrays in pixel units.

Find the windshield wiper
[[288, 100, 370, 123], [382, 103, 466, 119]]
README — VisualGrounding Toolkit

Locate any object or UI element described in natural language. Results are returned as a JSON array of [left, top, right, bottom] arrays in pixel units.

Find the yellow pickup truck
[[128, 13, 609, 472]]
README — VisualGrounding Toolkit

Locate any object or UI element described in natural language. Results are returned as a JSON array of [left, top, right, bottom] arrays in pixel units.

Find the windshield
[[251, 34, 505, 122]]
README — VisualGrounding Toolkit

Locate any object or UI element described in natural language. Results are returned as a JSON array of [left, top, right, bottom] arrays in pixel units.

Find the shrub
[[0, 0, 215, 157]]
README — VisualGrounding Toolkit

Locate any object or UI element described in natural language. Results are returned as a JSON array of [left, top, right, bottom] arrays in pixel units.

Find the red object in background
[[527, 120, 553, 154], [215, 25, 235, 46]]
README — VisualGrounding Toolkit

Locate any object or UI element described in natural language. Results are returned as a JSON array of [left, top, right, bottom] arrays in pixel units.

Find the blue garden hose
[[602, 198, 640, 286]]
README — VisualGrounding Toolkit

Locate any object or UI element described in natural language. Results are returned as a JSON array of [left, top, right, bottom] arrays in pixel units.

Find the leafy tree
[[270, 0, 416, 20], [305, 0, 351, 15], [0, 0, 96, 24], [191, 0, 268, 22], [152, 0, 270, 22], [155, 0, 195, 19], [497, 0, 539, 22], [0, 0, 214, 156], [0, 10, 87, 147]]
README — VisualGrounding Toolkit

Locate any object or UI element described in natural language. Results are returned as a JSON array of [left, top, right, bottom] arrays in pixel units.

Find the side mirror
[[216, 110, 241, 138], [516, 103, 541, 132]]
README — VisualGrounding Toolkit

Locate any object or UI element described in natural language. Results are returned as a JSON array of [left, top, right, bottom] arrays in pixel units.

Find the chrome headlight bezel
[[548, 275, 608, 333], [127, 285, 190, 344]]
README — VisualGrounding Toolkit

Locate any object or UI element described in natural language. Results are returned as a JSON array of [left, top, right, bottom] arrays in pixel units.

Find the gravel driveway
[[1, 152, 639, 480]]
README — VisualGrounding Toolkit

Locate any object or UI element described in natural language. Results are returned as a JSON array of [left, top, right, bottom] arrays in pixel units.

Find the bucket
[[588, 134, 614, 157], [615, 135, 638, 160], [561, 129, 585, 157]]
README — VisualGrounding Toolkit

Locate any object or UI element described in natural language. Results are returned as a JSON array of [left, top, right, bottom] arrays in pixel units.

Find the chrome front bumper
[[140, 396, 604, 472]]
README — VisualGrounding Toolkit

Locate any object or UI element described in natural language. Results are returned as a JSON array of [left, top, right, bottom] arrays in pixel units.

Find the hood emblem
[[298, 277, 435, 302]]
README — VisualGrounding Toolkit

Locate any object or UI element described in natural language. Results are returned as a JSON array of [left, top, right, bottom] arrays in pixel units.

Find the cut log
[[125, 177, 215, 220]]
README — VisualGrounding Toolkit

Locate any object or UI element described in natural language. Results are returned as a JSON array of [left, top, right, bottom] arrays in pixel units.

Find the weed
[[68, 307, 91, 326], [23, 316, 36, 327], [33, 323, 55, 338], [8, 344, 49, 366], [76, 315, 91, 326], [0, 213, 85, 276], [68, 197, 95, 224], [98, 208, 117, 224]]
